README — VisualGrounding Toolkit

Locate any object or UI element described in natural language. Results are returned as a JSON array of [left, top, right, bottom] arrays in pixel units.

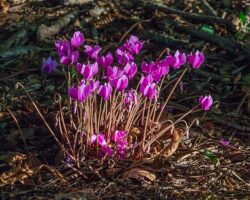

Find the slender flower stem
[[97, 98, 103, 133], [142, 100, 152, 151], [146, 104, 199, 149], [156, 67, 188, 122], [141, 99, 147, 125]]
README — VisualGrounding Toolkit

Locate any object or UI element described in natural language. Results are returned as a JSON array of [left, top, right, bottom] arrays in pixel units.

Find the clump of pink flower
[[49, 31, 212, 162]]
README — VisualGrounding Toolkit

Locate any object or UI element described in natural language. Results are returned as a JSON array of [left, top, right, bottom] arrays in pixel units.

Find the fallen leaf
[[0, 152, 65, 186], [122, 168, 156, 182]]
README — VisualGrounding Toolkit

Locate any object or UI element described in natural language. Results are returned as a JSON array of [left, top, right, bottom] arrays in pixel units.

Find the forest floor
[[0, 0, 250, 199]]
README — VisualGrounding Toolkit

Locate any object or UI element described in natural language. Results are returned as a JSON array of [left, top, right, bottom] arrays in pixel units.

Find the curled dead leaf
[[122, 168, 156, 182], [0, 152, 65, 186], [160, 128, 183, 159]]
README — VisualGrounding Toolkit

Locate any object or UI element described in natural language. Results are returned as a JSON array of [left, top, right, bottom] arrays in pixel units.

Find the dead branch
[[140, 0, 234, 30]]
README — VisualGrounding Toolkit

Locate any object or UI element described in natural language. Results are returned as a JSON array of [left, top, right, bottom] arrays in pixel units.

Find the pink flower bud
[[187, 50, 205, 69], [199, 95, 213, 111], [77, 62, 98, 80], [71, 31, 84, 47], [98, 82, 113, 100]]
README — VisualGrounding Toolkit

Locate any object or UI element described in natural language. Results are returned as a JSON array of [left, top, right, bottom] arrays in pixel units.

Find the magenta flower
[[90, 133, 113, 157], [106, 66, 124, 81], [96, 52, 113, 68], [91, 133, 107, 146], [124, 35, 144, 55], [41, 57, 57, 74], [218, 138, 230, 148], [55, 39, 70, 58], [140, 75, 153, 88], [124, 62, 137, 79], [101, 146, 113, 156], [140, 76, 158, 100], [60, 50, 79, 65], [167, 50, 186, 69], [141, 61, 157, 74], [84, 45, 101, 59], [110, 74, 129, 91], [116, 140, 127, 156], [141, 60, 169, 82], [199, 95, 213, 111], [69, 82, 91, 102], [116, 46, 134, 65], [124, 89, 137, 107], [89, 80, 99, 92], [71, 31, 84, 47], [141, 82, 158, 101], [55, 39, 79, 65], [112, 130, 126, 142], [77, 62, 98, 80], [187, 50, 205, 69], [98, 82, 113, 100]]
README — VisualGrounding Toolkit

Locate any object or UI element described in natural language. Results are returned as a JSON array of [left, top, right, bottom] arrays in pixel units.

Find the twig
[[0, 68, 37, 82], [4, 106, 28, 152], [140, 0, 234, 29], [15, 82, 73, 159], [171, 21, 245, 57], [200, 0, 218, 17], [235, 87, 250, 115], [210, 114, 250, 132], [141, 30, 189, 47]]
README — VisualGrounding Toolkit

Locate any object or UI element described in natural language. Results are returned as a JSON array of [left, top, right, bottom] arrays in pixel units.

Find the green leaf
[[204, 148, 220, 167], [240, 12, 246, 25], [201, 25, 214, 35]]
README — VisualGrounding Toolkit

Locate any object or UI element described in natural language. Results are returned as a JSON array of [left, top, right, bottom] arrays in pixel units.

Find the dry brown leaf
[[0, 0, 10, 13], [122, 168, 156, 182], [105, 167, 122, 176], [161, 128, 183, 159], [0, 152, 65, 186]]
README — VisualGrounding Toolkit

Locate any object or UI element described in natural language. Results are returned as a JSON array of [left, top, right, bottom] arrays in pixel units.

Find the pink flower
[[101, 146, 113, 156], [55, 39, 70, 58], [187, 50, 205, 69], [71, 31, 84, 47], [199, 95, 213, 111], [124, 89, 137, 107], [89, 80, 99, 92], [55, 39, 79, 65], [90, 133, 107, 146], [218, 138, 230, 148], [116, 140, 127, 156], [96, 52, 113, 68], [69, 81, 91, 102], [141, 60, 169, 82], [140, 76, 158, 101], [106, 66, 123, 81], [60, 50, 79, 65], [84, 45, 101, 59], [77, 62, 98, 80], [141, 61, 157, 74], [123, 62, 137, 79], [140, 75, 153, 87], [98, 82, 113, 100], [166, 50, 186, 70], [116, 46, 134, 65], [112, 130, 126, 142], [124, 35, 144, 55], [110, 74, 129, 91]]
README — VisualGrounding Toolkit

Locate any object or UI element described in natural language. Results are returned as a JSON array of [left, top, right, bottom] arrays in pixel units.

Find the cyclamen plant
[[48, 31, 213, 164]]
